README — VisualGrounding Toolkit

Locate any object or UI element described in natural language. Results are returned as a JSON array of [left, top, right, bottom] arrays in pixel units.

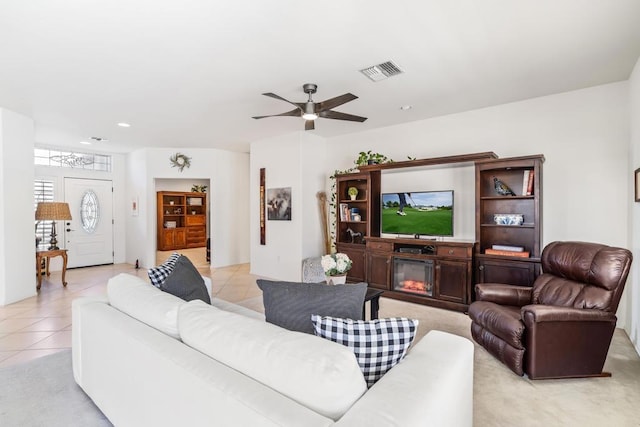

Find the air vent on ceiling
[[359, 60, 403, 82]]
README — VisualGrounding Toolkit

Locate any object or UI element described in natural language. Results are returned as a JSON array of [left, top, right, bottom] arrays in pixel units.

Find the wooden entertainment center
[[335, 152, 544, 312]]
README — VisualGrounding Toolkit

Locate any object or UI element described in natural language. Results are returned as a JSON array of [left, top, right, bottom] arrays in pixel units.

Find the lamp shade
[[35, 202, 73, 221]]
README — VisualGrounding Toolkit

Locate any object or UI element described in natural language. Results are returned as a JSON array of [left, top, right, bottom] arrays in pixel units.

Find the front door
[[64, 178, 114, 268]]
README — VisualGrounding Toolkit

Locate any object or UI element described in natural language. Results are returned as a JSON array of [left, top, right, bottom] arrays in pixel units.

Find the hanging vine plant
[[169, 152, 191, 172]]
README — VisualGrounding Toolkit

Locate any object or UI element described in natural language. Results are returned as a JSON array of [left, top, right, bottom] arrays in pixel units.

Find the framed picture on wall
[[267, 187, 292, 220], [131, 197, 139, 216], [635, 168, 640, 202]]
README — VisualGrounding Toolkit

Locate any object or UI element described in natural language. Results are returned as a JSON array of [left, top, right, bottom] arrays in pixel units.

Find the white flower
[[321, 255, 337, 273], [335, 253, 349, 262], [336, 258, 348, 273], [320, 253, 352, 276]]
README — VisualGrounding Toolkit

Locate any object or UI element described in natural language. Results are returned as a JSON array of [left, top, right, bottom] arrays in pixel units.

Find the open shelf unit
[[157, 191, 207, 250], [334, 171, 380, 282], [475, 155, 544, 286]]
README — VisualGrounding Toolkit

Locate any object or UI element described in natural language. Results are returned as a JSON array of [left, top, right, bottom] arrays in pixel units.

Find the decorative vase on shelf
[[326, 274, 347, 285], [348, 187, 358, 201]]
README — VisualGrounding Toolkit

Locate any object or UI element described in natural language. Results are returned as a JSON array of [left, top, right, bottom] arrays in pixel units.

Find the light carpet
[[0, 349, 111, 427], [375, 297, 640, 427]]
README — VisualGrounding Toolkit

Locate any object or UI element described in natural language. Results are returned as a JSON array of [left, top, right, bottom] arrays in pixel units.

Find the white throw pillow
[[107, 273, 185, 339], [178, 300, 367, 420]]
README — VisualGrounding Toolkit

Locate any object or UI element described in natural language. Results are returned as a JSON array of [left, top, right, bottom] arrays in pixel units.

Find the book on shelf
[[526, 170, 534, 195], [491, 244, 524, 252], [521, 170, 530, 195], [485, 248, 530, 258], [339, 203, 349, 221]]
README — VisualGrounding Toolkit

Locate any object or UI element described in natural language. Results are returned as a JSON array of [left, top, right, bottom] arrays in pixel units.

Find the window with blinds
[[34, 179, 54, 250]]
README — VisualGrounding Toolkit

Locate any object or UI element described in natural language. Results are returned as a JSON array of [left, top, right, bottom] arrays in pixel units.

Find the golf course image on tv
[[381, 191, 454, 236]]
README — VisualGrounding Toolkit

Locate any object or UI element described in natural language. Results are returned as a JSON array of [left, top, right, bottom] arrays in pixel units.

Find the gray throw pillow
[[161, 256, 211, 304], [257, 279, 367, 334]]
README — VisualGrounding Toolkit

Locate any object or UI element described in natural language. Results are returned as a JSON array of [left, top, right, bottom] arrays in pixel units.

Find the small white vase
[[326, 274, 347, 285]]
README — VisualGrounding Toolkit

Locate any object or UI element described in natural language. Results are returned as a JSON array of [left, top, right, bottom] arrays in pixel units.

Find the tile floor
[[0, 250, 262, 368]]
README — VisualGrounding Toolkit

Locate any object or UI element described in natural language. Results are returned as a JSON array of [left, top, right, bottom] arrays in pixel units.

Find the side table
[[36, 249, 68, 290], [363, 288, 384, 320]]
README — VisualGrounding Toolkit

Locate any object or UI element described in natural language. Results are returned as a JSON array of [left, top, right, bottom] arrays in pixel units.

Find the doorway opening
[[154, 178, 210, 269]]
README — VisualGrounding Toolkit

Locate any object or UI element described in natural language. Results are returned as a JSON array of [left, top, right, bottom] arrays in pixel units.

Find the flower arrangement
[[321, 253, 352, 276]]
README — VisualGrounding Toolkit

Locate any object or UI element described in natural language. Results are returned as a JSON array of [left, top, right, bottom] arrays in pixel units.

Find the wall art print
[[267, 187, 292, 221], [131, 196, 139, 216]]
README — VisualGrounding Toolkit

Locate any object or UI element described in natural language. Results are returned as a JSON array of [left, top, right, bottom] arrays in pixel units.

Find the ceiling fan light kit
[[253, 83, 367, 130]]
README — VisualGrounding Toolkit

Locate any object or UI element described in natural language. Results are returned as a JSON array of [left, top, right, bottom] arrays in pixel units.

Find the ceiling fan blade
[[319, 110, 367, 122], [305, 120, 315, 131], [262, 93, 305, 109], [317, 93, 358, 111], [252, 108, 302, 120]]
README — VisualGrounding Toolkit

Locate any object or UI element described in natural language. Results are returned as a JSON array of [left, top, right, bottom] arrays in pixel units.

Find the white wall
[[628, 56, 640, 355], [155, 178, 209, 192], [0, 109, 36, 305], [250, 132, 327, 281], [125, 149, 149, 269], [125, 148, 250, 269]]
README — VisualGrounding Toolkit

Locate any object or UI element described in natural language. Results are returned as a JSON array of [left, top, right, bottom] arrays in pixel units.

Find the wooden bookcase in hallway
[[156, 191, 207, 250]]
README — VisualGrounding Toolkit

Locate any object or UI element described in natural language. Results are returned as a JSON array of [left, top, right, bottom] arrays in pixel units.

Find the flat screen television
[[381, 190, 454, 237]]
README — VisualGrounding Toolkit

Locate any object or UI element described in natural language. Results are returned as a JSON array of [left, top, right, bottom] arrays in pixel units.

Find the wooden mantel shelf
[[357, 152, 498, 172]]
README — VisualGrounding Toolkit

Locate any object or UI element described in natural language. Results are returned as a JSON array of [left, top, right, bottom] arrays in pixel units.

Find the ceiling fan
[[252, 83, 367, 131]]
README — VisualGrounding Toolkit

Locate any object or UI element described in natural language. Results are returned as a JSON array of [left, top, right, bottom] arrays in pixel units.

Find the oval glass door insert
[[80, 190, 100, 233]]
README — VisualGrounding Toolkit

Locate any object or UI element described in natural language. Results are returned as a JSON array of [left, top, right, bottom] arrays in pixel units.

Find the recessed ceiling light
[[117, 122, 131, 128], [400, 105, 412, 111], [79, 141, 91, 145]]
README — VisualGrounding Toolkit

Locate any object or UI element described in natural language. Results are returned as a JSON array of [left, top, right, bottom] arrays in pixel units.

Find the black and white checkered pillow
[[148, 252, 181, 288], [311, 315, 418, 387]]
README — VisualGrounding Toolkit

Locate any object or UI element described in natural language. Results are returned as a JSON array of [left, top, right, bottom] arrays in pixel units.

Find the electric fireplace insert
[[393, 257, 434, 297]]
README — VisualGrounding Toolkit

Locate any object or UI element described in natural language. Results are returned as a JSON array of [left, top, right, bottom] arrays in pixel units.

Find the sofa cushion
[[178, 300, 367, 420], [107, 273, 185, 339], [312, 315, 419, 387], [210, 298, 265, 320], [148, 252, 180, 288], [161, 256, 211, 304], [257, 279, 367, 334]]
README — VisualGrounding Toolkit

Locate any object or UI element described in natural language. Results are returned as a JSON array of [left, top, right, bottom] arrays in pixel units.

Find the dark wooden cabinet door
[[476, 258, 539, 287], [337, 244, 366, 282], [367, 252, 391, 290], [436, 259, 468, 303]]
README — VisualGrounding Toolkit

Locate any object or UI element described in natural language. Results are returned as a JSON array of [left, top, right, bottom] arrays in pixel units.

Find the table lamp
[[35, 202, 72, 250]]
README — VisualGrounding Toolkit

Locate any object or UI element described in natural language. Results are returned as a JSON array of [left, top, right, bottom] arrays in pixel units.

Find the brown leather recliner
[[468, 241, 632, 379]]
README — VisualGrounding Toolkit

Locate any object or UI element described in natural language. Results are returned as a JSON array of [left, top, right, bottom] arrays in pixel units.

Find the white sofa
[[72, 273, 474, 426]]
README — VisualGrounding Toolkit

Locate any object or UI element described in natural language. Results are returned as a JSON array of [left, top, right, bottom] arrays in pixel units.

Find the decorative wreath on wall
[[169, 152, 191, 172]]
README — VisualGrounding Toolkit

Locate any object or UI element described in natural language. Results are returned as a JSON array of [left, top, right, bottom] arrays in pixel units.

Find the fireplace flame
[[400, 280, 430, 294]]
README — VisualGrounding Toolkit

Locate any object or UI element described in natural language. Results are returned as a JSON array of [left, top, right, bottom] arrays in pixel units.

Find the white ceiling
[[1, 1, 640, 154]]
